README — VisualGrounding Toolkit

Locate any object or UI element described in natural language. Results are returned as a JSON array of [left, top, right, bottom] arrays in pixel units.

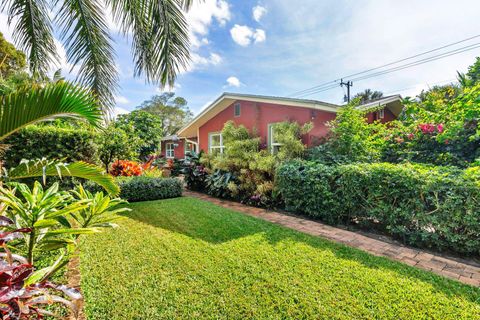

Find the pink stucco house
[[160, 93, 403, 159]]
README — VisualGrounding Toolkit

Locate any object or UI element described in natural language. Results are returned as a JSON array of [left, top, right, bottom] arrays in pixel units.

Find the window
[[377, 109, 385, 119], [209, 133, 224, 154], [185, 142, 196, 156], [166, 143, 175, 159], [234, 102, 241, 117], [268, 124, 283, 154]]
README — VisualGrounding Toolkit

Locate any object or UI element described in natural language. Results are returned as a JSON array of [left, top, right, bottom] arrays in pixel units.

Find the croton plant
[[0, 216, 81, 319]]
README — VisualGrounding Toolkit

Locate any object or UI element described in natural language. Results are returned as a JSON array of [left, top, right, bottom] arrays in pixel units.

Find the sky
[[2, 0, 480, 117]]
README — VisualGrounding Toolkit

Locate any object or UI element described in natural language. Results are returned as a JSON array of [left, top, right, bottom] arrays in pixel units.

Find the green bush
[[276, 161, 480, 256], [3, 125, 98, 167], [117, 176, 182, 202]]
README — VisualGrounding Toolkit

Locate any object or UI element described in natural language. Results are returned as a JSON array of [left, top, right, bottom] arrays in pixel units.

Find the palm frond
[[108, 0, 190, 88], [4, 159, 120, 195], [4, 0, 58, 76], [56, 0, 118, 114], [0, 81, 102, 141]]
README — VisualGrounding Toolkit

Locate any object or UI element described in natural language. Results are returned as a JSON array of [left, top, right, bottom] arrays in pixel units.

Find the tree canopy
[[0, 32, 26, 78], [353, 89, 384, 104], [115, 110, 163, 159], [137, 92, 193, 136]]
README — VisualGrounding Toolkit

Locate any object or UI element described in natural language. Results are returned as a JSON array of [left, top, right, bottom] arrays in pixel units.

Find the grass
[[79, 197, 480, 319]]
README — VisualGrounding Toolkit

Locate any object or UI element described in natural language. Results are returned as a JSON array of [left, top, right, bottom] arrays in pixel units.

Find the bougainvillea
[[110, 160, 143, 177]]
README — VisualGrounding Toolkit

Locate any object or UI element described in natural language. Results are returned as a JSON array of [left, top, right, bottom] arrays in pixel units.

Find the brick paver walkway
[[184, 191, 480, 287]]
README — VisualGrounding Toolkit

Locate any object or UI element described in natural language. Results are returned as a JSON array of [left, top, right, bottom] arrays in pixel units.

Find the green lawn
[[79, 197, 480, 319]]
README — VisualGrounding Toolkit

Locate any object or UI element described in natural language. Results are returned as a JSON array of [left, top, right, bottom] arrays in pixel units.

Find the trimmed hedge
[[117, 176, 183, 202], [4, 125, 98, 166], [276, 161, 480, 256]]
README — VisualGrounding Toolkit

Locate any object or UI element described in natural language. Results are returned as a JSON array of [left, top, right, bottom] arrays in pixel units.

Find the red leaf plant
[[110, 160, 143, 177], [0, 217, 82, 319]]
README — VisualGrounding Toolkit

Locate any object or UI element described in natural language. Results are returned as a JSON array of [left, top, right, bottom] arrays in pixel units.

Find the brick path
[[184, 191, 480, 287]]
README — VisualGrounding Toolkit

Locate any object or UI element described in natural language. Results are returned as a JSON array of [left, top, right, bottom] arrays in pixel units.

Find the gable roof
[[356, 94, 404, 116], [178, 93, 340, 137], [178, 92, 403, 138]]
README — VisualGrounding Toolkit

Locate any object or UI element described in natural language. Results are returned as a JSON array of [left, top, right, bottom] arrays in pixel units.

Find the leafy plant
[[0, 82, 119, 195], [0, 219, 82, 319], [97, 123, 139, 173], [182, 151, 208, 191], [277, 161, 480, 255], [205, 170, 237, 199], [116, 176, 182, 202], [70, 184, 130, 229], [1, 0, 192, 112], [110, 160, 143, 177], [0, 182, 99, 264]]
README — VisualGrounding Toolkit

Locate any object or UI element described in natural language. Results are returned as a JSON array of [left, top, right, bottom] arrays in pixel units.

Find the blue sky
[[2, 0, 480, 116]]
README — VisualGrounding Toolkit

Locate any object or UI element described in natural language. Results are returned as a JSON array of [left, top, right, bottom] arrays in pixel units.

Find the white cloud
[[113, 106, 130, 118], [0, 13, 15, 43], [52, 39, 80, 78], [230, 24, 266, 46], [187, 0, 230, 48], [226, 76, 241, 87], [253, 29, 266, 43], [115, 95, 129, 105], [183, 52, 223, 73], [253, 5, 267, 22]]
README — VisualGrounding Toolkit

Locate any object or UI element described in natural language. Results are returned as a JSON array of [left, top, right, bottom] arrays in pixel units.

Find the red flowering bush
[[418, 123, 444, 134], [110, 160, 143, 176]]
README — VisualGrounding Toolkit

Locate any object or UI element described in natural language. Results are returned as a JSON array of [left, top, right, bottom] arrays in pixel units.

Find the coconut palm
[[1, 0, 192, 114], [0, 81, 119, 194], [353, 89, 384, 104]]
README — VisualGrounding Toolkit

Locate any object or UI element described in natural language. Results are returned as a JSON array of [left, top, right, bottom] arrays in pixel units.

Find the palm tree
[[353, 89, 384, 104], [0, 81, 119, 194], [1, 0, 192, 114]]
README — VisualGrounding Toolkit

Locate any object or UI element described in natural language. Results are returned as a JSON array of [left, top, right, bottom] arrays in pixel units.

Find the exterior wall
[[366, 107, 396, 123], [160, 139, 185, 159], [198, 100, 337, 152], [160, 137, 198, 160]]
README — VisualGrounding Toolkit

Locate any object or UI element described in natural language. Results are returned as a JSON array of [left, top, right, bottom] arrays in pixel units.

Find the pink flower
[[437, 123, 444, 133], [395, 137, 404, 144], [407, 133, 415, 140]]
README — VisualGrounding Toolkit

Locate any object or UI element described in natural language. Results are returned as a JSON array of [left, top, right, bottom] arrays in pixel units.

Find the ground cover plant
[[79, 197, 480, 319]]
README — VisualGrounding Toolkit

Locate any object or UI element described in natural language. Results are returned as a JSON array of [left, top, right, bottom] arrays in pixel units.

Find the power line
[[289, 34, 480, 97], [294, 40, 480, 98]]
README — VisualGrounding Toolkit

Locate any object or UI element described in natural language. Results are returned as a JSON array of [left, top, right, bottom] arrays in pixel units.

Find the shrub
[[182, 151, 208, 191], [3, 125, 98, 167], [110, 160, 143, 177], [201, 120, 309, 207], [276, 161, 480, 256], [117, 176, 182, 202]]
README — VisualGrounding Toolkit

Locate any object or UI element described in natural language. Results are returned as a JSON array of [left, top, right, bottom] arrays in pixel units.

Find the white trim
[[165, 142, 175, 159], [208, 132, 224, 154], [268, 123, 283, 154]]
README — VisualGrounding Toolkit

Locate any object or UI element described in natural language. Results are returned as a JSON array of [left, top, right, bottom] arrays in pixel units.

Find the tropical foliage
[[137, 92, 193, 136], [116, 110, 164, 159], [0, 0, 192, 113], [0, 221, 82, 319]]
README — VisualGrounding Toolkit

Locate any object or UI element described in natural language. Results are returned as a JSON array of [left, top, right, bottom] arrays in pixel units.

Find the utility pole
[[340, 79, 353, 103]]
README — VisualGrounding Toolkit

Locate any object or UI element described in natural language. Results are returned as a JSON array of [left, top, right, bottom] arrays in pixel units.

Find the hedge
[[116, 176, 183, 202], [4, 125, 98, 167], [276, 161, 480, 256]]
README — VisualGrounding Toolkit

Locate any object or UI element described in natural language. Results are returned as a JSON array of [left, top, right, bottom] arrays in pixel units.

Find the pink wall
[[198, 101, 337, 152], [160, 139, 185, 159]]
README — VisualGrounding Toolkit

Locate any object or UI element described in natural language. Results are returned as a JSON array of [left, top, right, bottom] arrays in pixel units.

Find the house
[[160, 93, 403, 159]]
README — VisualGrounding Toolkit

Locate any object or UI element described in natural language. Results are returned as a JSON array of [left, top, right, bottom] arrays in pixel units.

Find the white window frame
[[268, 123, 283, 154], [378, 108, 385, 119], [165, 142, 175, 159], [234, 102, 241, 117], [208, 132, 224, 154]]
